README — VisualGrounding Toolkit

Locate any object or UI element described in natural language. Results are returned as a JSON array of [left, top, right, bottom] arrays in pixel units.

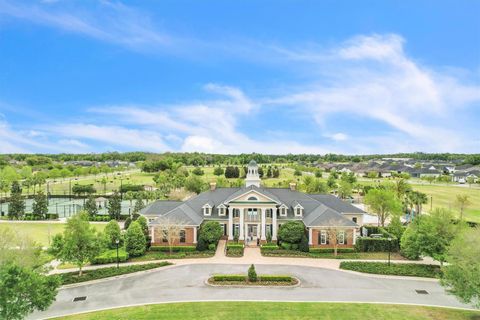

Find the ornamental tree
[[278, 221, 305, 244], [0, 263, 60, 320], [84, 196, 98, 217], [104, 220, 123, 249], [107, 191, 122, 220], [199, 221, 222, 245], [7, 181, 24, 220]]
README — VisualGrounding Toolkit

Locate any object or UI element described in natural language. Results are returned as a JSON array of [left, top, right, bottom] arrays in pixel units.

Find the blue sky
[[0, 0, 479, 154]]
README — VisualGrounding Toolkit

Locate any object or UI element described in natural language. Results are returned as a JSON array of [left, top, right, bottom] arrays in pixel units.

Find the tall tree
[[49, 212, 100, 276], [133, 197, 145, 215], [32, 191, 48, 220], [84, 196, 98, 218], [103, 220, 123, 249], [7, 181, 25, 220], [441, 227, 480, 307], [125, 221, 146, 257], [107, 191, 122, 220], [455, 195, 471, 220], [364, 189, 401, 226], [0, 263, 60, 320], [407, 191, 428, 216]]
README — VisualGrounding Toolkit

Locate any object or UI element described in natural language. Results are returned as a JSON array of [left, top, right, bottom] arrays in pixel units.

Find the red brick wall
[[310, 228, 354, 248], [151, 226, 196, 246]]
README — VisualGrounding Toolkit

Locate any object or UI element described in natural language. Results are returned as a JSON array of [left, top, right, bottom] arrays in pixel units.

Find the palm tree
[[408, 191, 428, 217]]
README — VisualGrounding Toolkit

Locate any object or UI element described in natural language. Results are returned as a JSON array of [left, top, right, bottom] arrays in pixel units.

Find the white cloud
[[324, 133, 348, 141]]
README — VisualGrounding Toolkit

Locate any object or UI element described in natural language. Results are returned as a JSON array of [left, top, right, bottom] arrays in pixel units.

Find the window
[[247, 196, 258, 201], [279, 206, 287, 216], [233, 209, 240, 218], [234, 224, 240, 236], [320, 230, 327, 245], [203, 205, 211, 216], [294, 205, 303, 217], [266, 209, 272, 218], [352, 217, 357, 223], [337, 231, 345, 245], [180, 230, 186, 243], [218, 206, 226, 216]]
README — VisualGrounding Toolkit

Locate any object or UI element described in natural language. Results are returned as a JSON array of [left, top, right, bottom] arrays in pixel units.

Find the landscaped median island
[[208, 264, 298, 286], [339, 261, 441, 278], [54, 262, 172, 285], [129, 245, 215, 261]]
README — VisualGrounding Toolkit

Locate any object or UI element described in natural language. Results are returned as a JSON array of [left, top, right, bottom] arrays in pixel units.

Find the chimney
[[289, 182, 296, 191], [210, 182, 217, 191]]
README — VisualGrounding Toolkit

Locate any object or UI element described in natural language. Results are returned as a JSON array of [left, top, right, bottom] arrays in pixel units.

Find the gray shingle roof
[[144, 186, 360, 228]]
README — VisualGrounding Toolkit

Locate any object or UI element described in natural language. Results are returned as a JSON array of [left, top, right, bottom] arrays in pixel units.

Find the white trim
[[202, 203, 212, 216], [225, 189, 281, 205], [294, 204, 303, 217], [320, 230, 327, 245], [279, 204, 288, 217]]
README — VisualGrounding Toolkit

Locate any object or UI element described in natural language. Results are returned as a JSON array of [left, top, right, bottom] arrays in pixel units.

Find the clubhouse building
[[142, 160, 366, 248]]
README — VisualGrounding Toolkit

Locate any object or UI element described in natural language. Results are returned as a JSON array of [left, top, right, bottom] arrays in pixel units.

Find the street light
[[115, 239, 120, 269], [387, 237, 392, 266]]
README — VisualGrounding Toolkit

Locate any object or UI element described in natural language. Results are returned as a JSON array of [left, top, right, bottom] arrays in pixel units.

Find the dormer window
[[294, 204, 303, 217], [217, 204, 226, 216], [279, 204, 288, 217], [203, 204, 212, 216]]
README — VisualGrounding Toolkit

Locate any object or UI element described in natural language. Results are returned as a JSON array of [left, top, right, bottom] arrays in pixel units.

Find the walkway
[[30, 263, 475, 319]]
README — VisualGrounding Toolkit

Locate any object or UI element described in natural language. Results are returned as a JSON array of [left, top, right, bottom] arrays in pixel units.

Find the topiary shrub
[[248, 264, 257, 282], [125, 221, 146, 257]]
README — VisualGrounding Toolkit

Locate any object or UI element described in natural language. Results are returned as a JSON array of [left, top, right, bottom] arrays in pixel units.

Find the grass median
[[339, 261, 441, 278]]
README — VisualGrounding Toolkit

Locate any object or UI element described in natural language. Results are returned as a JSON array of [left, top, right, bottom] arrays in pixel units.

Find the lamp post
[[115, 239, 120, 269], [387, 237, 392, 266]]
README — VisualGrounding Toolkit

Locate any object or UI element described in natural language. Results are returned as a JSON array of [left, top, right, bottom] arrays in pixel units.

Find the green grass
[[412, 184, 480, 222], [0, 222, 106, 246], [54, 302, 480, 320], [340, 261, 441, 278], [128, 250, 215, 262], [262, 250, 407, 260]]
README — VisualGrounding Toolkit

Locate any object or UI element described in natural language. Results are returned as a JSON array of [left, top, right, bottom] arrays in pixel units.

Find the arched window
[[247, 196, 258, 201]]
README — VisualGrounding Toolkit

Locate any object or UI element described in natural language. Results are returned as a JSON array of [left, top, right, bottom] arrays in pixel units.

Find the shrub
[[91, 249, 129, 264], [355, 237, 398, 252], [259, 275, 292, 282], [278, 221, 305, 244], [339, 261, 440, 278], [260, 245, 279, 251], [196, 237, 208, 251], [309, 248, 355, 254], [104, 220, 123, 249], [280, 242, 292, 250], [124, 216, 132, 230], [208, 243, 216, 251], [57, 262, 171, 285], [150, 246, 197, 252], [248, 264, 257, 282], [199, 221, 222, 245], [226, 244, 244, 257], [226, 244, 244, 249], [299, 234, 309, 252], [213, 274, 245, 282], [125, 221, 146, 257]]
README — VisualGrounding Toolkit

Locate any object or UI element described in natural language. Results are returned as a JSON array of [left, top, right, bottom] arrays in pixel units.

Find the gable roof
[[307, 194, 365, 214], [223, 185, 281, 204]]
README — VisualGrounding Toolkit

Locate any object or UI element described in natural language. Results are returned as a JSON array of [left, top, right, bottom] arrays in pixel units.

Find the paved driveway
[[30, 264, 474, 319]]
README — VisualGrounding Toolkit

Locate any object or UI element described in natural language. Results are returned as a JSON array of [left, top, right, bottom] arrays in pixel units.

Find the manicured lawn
[[411, 184, 480, 222], [0, 222, 106, 246], [340, 261, 441, 278], [55, 302, 479, 320], [129, 250, 214, 262]]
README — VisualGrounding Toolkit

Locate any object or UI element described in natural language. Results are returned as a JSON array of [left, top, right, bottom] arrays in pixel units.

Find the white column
[[239, 208, 245, 240], [353, 228, 357, 245], [228, 207, 233, 240], [308, 228, 313, 245], [151, 227, 155, 244], [261, 208, 266, 240], [272, 207, 278, 241], [193, 226, 197, 244]]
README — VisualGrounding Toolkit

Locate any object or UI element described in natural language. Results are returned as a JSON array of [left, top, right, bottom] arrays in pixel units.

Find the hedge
[[213, 274, 246, 281], [150, 246, 197, 252], [260, 245, 279, 252], [57, 262, 172, 285], [259, 275, 292, 282], [309, 248, 355, 254], [226, 244, 244, 257], [226, 244, 244, 249], [355, 237, 398, 252], [339, 261, 440, 278], [91, 249, 129, 265]]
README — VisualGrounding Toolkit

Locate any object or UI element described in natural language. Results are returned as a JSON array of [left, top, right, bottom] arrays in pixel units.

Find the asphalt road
[[30, 264, 474, 319]]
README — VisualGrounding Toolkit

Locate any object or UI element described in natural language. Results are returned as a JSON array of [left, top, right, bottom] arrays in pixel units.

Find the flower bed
[[209, 274, 297, 286]]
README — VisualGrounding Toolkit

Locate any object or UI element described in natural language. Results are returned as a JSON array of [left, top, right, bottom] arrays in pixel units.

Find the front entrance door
[[247, 224, 258, 245]]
